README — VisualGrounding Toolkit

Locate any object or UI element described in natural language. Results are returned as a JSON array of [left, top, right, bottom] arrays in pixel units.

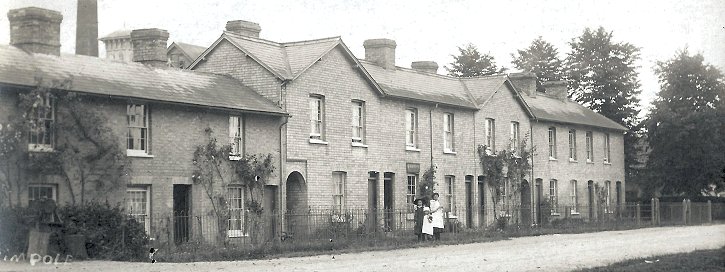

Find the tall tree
[[447, 43, 506, 77], [566, 27, 642, 184], [511, 36, 564, 85], [646, 50, 725, 196]]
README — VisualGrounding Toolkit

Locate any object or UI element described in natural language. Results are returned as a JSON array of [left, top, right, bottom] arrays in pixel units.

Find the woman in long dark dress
[[413, 199, 426, 241]]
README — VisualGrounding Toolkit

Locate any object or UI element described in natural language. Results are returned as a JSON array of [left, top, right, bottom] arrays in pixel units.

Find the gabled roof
[[191, 32, 342, 80], [0, 45, 285, 116], [99, 29, 131, 40], [460, 75, 535, 117], [522, 94, 627, 131], [361, 61, 478, 109], [168, 42, 207, 62]]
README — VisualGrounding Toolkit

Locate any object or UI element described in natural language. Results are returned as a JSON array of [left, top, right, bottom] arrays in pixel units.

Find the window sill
[[570, 212, 580, 215], [406, 146, 421, 152], [569, 159, 578, 163], [351, 142, 368, 148], [227, 230, 248, 238], [127, 150, 154, 158], [443, 149, 457, 155], [550, 213, 561, 216], [549, 157, 558, 161], [603, 162, 612, 165], [309, 139, 329, 145], [586, 160, 594, 164], [229, 155, 242, 161], [28, 145, 54, 152]]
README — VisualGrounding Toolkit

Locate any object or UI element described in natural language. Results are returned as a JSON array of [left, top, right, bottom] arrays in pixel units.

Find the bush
[[58, 202, 148, 261], [0, 207, 30, 255]]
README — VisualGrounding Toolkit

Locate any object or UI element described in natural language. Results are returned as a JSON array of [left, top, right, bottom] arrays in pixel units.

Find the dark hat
[[414, 197, 428, 205]]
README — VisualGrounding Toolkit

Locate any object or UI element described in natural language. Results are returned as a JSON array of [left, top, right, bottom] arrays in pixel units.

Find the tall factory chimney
[[75, 0, 98, 56]]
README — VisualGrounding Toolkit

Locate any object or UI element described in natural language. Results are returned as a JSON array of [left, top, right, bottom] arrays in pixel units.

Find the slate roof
[[218, 32, 341, 80], [171, 42, 207, 62], [0, 45, 285, 115], [521, 94, 627, 131], [99, 29, 131, 40]]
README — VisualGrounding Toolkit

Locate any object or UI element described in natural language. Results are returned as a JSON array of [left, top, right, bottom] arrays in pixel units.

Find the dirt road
[[2, 224, 723, 272]]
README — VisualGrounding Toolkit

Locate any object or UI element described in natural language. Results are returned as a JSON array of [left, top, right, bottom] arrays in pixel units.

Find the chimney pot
[[411, 61, 438, 74], [7, 7, 63, 56], [225, 20, 261, 38], [130, 28, 169, 68], [363, 38, 396, 70]]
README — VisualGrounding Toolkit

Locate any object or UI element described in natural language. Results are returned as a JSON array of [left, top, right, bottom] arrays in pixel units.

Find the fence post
[[682, 199, 688, 225], [635, 204, 641, 226], [706, 200, 712, 223], [651, 198, 656, 226]]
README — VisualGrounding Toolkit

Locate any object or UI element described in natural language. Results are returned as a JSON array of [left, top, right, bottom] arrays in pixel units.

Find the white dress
[[422, 207, 434, 235], [429, 199, 445, 229]]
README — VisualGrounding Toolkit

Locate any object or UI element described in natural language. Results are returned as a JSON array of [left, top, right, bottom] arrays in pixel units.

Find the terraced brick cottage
[[0, 7, 286, 244]]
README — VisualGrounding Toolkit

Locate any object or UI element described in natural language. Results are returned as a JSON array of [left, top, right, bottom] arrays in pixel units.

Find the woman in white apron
[[429, 193, 445, 240]]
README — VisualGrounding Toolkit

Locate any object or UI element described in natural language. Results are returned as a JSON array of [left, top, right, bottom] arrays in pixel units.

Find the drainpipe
[[278, 80, 290, 233], [430, 104, 438, 167], [530, 119, 536, 225]]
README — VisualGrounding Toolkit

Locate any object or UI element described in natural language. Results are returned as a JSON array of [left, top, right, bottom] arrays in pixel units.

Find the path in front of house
[[1, 224, 724, 272]]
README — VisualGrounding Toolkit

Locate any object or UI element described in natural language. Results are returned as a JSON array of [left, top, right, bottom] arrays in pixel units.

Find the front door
[[478, 176, 485, 227], [264, 185, 277, 241], [535, 179, 543, 225], [173, 184, 191, 244], [520, 180, 531, 226], [368, 171, 379, 232], [465, 177, 473, 228]]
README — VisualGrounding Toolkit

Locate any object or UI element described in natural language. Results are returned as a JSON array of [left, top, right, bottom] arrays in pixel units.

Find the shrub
[[58, 202, 148, 261], [0, 207, 30, 255]]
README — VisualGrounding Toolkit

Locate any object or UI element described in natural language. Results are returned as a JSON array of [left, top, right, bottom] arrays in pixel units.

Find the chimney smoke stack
[[225, 20, 261, 38], [130, 28, 169, 68], [7, 7, 63, 56], [75, 0, 98, 56], [363, 39, 396, 70]]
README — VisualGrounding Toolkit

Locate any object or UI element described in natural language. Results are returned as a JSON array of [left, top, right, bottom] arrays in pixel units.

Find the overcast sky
[[1, 0, 723, 117]]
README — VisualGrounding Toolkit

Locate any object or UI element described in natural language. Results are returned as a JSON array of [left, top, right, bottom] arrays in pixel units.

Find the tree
[[645, 50, 725, 196], [511, 36, 564, 89], [447, 43, 506, 77], [566, 27, 642, 184], [0, 79, 130, 207]]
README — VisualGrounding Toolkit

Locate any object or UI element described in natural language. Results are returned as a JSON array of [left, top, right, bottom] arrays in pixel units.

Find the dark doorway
[[616, 181, 622, 214], [383, 172, 394, 230], [173, 184, 191, 244], [520, 180, 531, 226], [368, 171, 379, 232], [587, 180, 595, 220], [478, 176, 485, 227], [264, 185, 277, 241], [465, 176, 473, 228], [285, 172, 307, 236], [535, 179, 543, 225]]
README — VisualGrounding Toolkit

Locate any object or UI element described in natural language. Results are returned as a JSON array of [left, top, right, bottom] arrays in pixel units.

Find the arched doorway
[[520, 180, 531, 226], [285, 171, 307, 235]]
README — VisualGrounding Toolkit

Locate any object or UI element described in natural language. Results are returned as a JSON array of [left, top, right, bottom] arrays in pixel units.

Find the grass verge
[[574, 247, 725, 272]]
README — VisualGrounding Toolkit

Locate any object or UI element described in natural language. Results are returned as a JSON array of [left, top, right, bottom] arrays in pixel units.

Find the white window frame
[[443, 113, 455, 153], [126, 104, 149, 156], [126, 186, 151, 233], [603, 133, 611, 164], [227, 186, 246, 237], [406, 174, 417, 212], [28, 93, 55, 152], [351, 101, 365, 145], [485, 118, 495, 154], [229, 116, 243, 159], [332, 172, 346, 213], [445, 176, 455, 214], [549, 180, 559, 215], [28, 184, 57, 202], [604, 181, 612, 213], [309, 95, 325, 141], [405, 108, 418, 150], [569, 129, 577, 161], [585, 131, 593, 162], [548, 127, 557, 159], [570, 180, 579, 214], [510, 121, 520, 154]]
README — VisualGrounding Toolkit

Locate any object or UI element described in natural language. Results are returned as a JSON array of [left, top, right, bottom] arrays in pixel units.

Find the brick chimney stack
[[411, 61, 438, 74], [225, 20, 261, 38], [130, 28, 169, 68], [7, 7, 63, 56], [363, 39, 396, 70], [76, 0, 99, 56], [508, 72, 538, 97], [542, 81, 569, 101]]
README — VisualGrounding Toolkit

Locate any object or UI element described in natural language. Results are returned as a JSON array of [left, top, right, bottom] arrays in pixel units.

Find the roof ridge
[[281, 36, 341, 46], [223, 31, 282, 47]]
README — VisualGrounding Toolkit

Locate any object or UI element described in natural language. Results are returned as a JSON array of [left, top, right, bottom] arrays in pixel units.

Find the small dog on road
[[149, 248, 158, 263]]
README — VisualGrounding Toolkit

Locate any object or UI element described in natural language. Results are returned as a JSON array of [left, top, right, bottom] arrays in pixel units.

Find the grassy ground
[[575, 247, 725, 272]]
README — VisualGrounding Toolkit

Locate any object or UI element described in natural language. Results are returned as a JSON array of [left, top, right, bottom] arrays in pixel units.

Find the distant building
[[99, 30, 205, 68]]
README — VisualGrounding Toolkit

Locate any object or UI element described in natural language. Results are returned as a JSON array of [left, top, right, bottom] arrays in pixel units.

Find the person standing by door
[[430, 193, 445, 241]]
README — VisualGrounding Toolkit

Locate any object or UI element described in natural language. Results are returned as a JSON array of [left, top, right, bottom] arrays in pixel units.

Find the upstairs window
[[229, 116, 243, 157], [443, 113, 455, 152], [569, 129, 577, 161], [127, 104, 149, 156], [28, 93, 55, 152], [405, 108, 418, 149], [604, 133, 611, 163], [309, 95, 325, 141], [510, 121, 520, 154], [351, 101, 365, 144], [484, 118, 495, 153], [548, 127, 557, 159], [585, 131, 594, 162]]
